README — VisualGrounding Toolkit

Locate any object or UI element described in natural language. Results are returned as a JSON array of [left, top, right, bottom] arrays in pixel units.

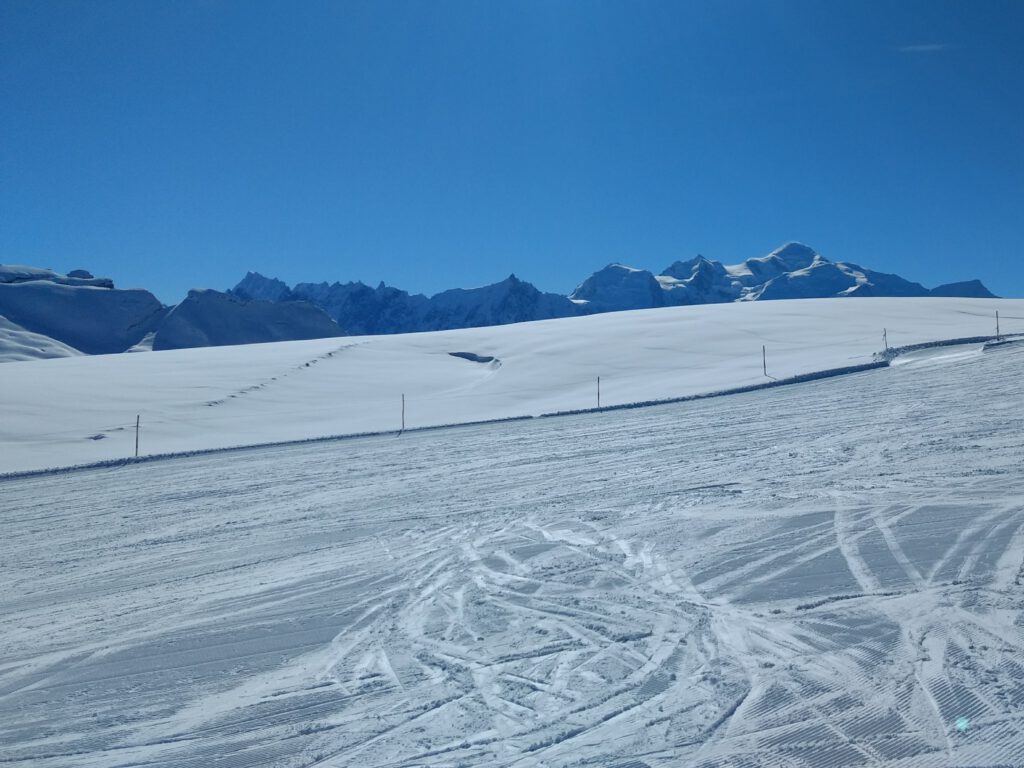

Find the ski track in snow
[[1, 346, 1023, 767]]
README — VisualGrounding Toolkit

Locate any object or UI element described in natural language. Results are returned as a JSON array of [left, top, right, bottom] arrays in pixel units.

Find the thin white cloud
[[895, 43, 951, 53]]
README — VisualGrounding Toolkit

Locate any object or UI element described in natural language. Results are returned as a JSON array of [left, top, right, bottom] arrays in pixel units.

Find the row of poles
[[883, 310, 1002, 352], [392, 343, 780, 430], [502, 311, 1007, 416], [128, 312, 1008, 450], [315, 311, 1014, 436]]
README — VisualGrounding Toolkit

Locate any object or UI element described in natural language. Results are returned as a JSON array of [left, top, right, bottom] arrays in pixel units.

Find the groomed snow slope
[[2, 340, 1022, 767], [2, 297, 1021, 475]]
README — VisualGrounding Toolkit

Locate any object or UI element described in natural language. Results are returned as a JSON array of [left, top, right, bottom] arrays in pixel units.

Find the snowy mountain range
[[232, 242, 996, 333], [0, 243, 997, 362]]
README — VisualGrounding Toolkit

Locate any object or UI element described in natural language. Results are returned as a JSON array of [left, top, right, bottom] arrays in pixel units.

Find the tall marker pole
[[597, 376, 601, 409], [762, 345, 767, 377], [134, 415, 140, 458], [401, 394, 405, 433], [996, 311, 1000, 341], [883, 328, 888, 352]]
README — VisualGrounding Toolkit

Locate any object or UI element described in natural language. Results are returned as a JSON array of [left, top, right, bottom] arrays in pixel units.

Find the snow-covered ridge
[[0, 264, 114, 288]]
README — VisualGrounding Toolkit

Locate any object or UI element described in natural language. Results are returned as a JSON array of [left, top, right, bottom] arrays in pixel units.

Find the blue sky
[[2, 0, 1022, 302]]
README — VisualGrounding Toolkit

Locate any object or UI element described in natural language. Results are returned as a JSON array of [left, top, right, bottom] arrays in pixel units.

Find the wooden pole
[[883, 328, 888, 351], [762, 345, 767, 377], [401, 394, 405, 433], [996, 310, 1000, 341], [134, 414, 140, 458], [597, 376, 601, 408]]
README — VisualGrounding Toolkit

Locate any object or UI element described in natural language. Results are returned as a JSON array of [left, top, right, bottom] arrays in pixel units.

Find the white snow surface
[[0, 315, 83, 362], [0, 263, 114, 288], [2, 330, 1023, 767], [1, 297, 1021, 476]]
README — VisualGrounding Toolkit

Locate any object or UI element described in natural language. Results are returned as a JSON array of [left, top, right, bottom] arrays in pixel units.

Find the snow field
[[1, 340, 1022, 766], [1, 296, 1022, 475]]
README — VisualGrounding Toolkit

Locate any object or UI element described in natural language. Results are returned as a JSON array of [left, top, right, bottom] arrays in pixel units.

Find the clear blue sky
[[2, 0, 1022, 303]]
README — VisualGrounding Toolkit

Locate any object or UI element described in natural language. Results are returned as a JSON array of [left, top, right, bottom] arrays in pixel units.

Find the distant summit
[[232, 271, 293, 303], [570, 264, 667, 312]]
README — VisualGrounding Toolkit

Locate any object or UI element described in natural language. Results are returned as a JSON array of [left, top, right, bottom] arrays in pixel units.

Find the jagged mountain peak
[[231, 271, 292, 302], [661, 255, 726, 281]]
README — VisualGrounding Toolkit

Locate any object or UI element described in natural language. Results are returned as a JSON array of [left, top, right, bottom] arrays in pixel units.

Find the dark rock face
[[152, 289, 344, 350], [231, 272, 294, 303]]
